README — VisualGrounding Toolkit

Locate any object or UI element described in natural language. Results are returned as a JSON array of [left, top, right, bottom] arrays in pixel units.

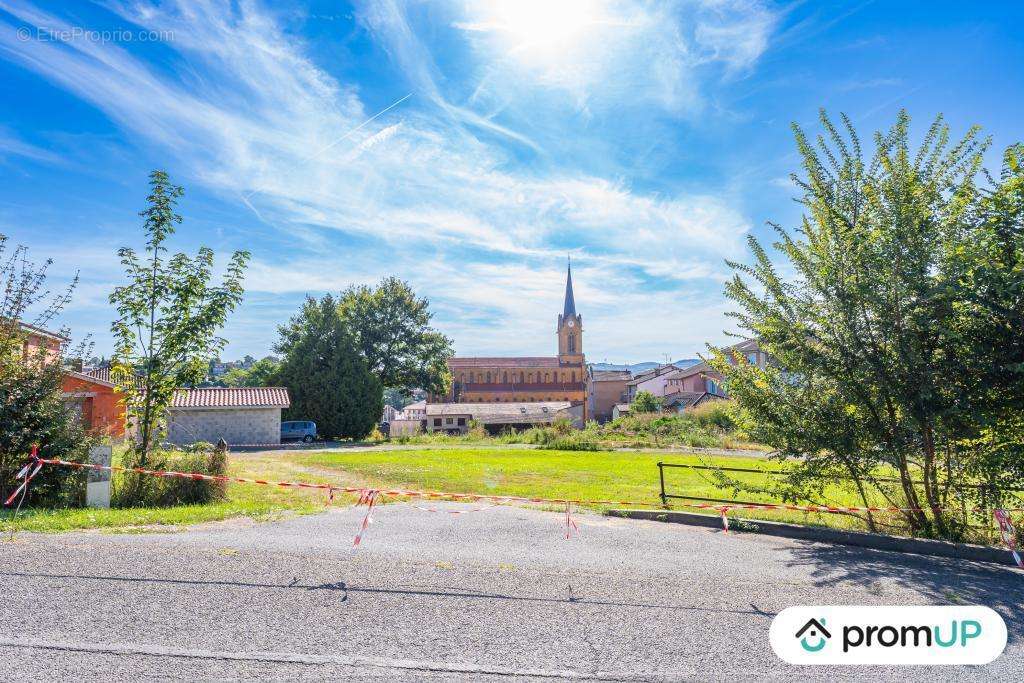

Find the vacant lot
[[1, 445, 982, 537]]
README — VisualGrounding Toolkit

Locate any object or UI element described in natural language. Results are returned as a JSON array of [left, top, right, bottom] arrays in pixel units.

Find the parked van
[[281, 420, 317, 443]]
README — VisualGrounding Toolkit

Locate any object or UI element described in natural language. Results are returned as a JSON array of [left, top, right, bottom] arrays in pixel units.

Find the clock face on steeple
[[567, 320, 575, 328]]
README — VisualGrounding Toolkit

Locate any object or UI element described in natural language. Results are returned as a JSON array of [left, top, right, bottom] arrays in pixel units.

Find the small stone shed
[[166, 387, 290, 446]]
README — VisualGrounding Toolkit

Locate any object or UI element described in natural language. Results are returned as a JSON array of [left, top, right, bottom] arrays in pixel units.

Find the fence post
[[658, 462, 667, 506], [86, 445, 112, 508]]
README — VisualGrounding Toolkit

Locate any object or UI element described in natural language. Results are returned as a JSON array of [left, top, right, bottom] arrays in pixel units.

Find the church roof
[[448, 356, 561, 368], [563, 262, 576, 318]]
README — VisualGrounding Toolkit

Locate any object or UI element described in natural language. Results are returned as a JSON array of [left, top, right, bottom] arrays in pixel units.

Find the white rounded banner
[[769, 605, 1007, 665]]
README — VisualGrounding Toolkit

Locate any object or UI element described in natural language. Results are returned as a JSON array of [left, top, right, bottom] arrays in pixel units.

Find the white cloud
[[0, 0, 768, 359], [450, 0, 777, 114]]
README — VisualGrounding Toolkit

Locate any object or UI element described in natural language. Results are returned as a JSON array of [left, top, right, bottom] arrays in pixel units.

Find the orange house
[[14, 321, 67, 363], [61, 369, 127, 438]]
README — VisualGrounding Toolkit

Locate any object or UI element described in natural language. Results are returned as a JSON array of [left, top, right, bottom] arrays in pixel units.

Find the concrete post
[[86, 445, 112, 508]]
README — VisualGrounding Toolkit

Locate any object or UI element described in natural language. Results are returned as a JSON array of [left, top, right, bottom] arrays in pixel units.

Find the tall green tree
[[273, 295, 382, 439], [711, 111, 1023, 540], [338, 277, 452, 396], [110, 171, 250, 464]]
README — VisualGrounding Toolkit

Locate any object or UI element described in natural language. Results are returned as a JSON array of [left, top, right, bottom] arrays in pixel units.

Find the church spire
[[563, 258, 576, 318]]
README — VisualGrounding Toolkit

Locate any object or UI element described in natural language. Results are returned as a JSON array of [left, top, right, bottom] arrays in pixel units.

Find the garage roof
[[171, 387, 290, 409]]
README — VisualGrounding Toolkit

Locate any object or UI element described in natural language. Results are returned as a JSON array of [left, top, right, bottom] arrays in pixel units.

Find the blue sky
[[0, 1, 1022, 364]]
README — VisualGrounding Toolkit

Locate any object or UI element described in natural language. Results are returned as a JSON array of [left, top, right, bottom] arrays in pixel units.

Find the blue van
[[281, 420, 317, 443]]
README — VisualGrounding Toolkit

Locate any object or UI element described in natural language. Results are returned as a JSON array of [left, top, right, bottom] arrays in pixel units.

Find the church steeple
[[563, 259, 576, 318], [557, 258, 583, 360]]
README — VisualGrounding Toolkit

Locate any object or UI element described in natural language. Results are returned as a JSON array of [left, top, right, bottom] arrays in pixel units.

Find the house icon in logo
[[795, 618, 831, 652]]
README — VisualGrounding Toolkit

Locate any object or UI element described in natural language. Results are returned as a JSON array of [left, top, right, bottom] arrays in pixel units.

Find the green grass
[[1, 452, 335, 534], [3, 444, 968, 538], [0, 499, 317, 534], [296, 447, 893, 532]]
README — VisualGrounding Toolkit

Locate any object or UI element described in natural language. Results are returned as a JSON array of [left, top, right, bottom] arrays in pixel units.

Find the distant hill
[[590, 359, 700, 374]]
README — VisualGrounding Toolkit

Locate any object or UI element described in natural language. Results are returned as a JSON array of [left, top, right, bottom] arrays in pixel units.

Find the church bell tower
[[557, 261, 583, 363]]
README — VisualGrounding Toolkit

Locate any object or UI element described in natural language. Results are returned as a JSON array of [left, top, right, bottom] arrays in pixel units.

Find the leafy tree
[[711, 111, 1024, 539], [338, 277, 452, 396], [220, 356, 280, 387], [383, 386, 418, 410], [0, 236, 92, 507], [272, 295, 382, 439], [109, 171, 250, 464], [632, 390, 661, 413]]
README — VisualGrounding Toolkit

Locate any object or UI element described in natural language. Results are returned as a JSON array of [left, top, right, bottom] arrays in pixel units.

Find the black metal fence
[[656, 461, 1024, 508]]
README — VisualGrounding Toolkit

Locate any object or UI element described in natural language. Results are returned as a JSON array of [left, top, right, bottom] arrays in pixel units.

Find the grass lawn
[[296, 447, 904, 533], [1, 445, 968, 538], [1, 452, 333, 534]]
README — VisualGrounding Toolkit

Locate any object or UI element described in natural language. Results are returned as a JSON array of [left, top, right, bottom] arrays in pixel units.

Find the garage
[[165, 387, 290, 446]]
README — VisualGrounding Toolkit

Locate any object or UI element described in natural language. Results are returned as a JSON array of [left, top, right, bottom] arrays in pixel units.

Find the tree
[[220, 356, 280, 387], [338, 277, 453, 396], [632, 390, 661, 413], [0, 235, 91, 507], [711, 110, 1024, 540], [272, 295, 382, 439], [109, 171, 250, 464]]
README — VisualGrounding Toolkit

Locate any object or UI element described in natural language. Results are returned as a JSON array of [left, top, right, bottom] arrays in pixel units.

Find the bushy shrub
[[112, 442, 227, 507], [0, 357, 93, 508], [688, 400, 738, 431], [548, 434, 600, 451]]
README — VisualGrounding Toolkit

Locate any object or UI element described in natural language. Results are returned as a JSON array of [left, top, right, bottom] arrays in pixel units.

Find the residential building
[[400, 400, 427, 419], [625, 363, 688, 401], [15, 321, 66, 363], [662, 339, 769, 402], [61, 370, 127, 438], [165, 387, 290, 446], [425, 401, 582, 435], [434, 263, 587, 419], [586, 367, 631, 423]]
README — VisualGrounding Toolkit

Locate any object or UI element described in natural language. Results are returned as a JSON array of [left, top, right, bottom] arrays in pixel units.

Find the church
[[431, 263, 587, 418]]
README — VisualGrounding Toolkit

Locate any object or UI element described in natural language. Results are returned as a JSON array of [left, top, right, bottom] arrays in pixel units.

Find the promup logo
[[770, 606, 1006, 665], [795, 618, 831, 652]]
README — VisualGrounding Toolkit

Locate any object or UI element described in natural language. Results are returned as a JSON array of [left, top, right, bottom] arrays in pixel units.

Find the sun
[[466, 0, 604, 59]]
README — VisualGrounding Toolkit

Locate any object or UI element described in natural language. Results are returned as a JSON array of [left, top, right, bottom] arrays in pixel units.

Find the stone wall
[[166, 407, 281, 445]]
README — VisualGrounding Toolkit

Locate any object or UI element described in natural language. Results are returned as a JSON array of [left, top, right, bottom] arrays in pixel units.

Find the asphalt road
[[1, 504, 1021, 681]]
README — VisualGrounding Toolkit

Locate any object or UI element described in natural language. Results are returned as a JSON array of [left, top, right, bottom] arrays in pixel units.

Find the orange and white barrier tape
[[8, 452, 1024, 546], [352, 489, 379, 547], [994, 509, 1023, 568], [3, 446, 42, 507]]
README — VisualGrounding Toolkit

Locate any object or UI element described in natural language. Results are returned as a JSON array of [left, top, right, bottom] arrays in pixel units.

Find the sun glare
[[477, 0, 603, 58]]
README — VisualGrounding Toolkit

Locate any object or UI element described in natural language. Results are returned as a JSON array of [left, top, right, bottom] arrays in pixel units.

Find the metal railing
[[656, 461, 1024, 508]]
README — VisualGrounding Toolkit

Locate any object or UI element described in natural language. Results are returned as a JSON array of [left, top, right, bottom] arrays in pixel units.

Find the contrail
[[307, 92, 412, 162], [242, 92, 413, 201]]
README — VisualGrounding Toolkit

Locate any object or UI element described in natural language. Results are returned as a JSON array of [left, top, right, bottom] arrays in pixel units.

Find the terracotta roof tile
[[171, 387, 290, 409]]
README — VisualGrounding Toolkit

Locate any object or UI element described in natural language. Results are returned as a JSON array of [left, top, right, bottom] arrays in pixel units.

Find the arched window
[[520, 372, 525, 383], [544, 372, 550, 383], [568, 333, 576, 353], [503, 371, 508, 383], [459, 373, 465, 384], [486, 372, 491, 383], [570, 371, 576, 382], [527, 373, 533, 383]]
